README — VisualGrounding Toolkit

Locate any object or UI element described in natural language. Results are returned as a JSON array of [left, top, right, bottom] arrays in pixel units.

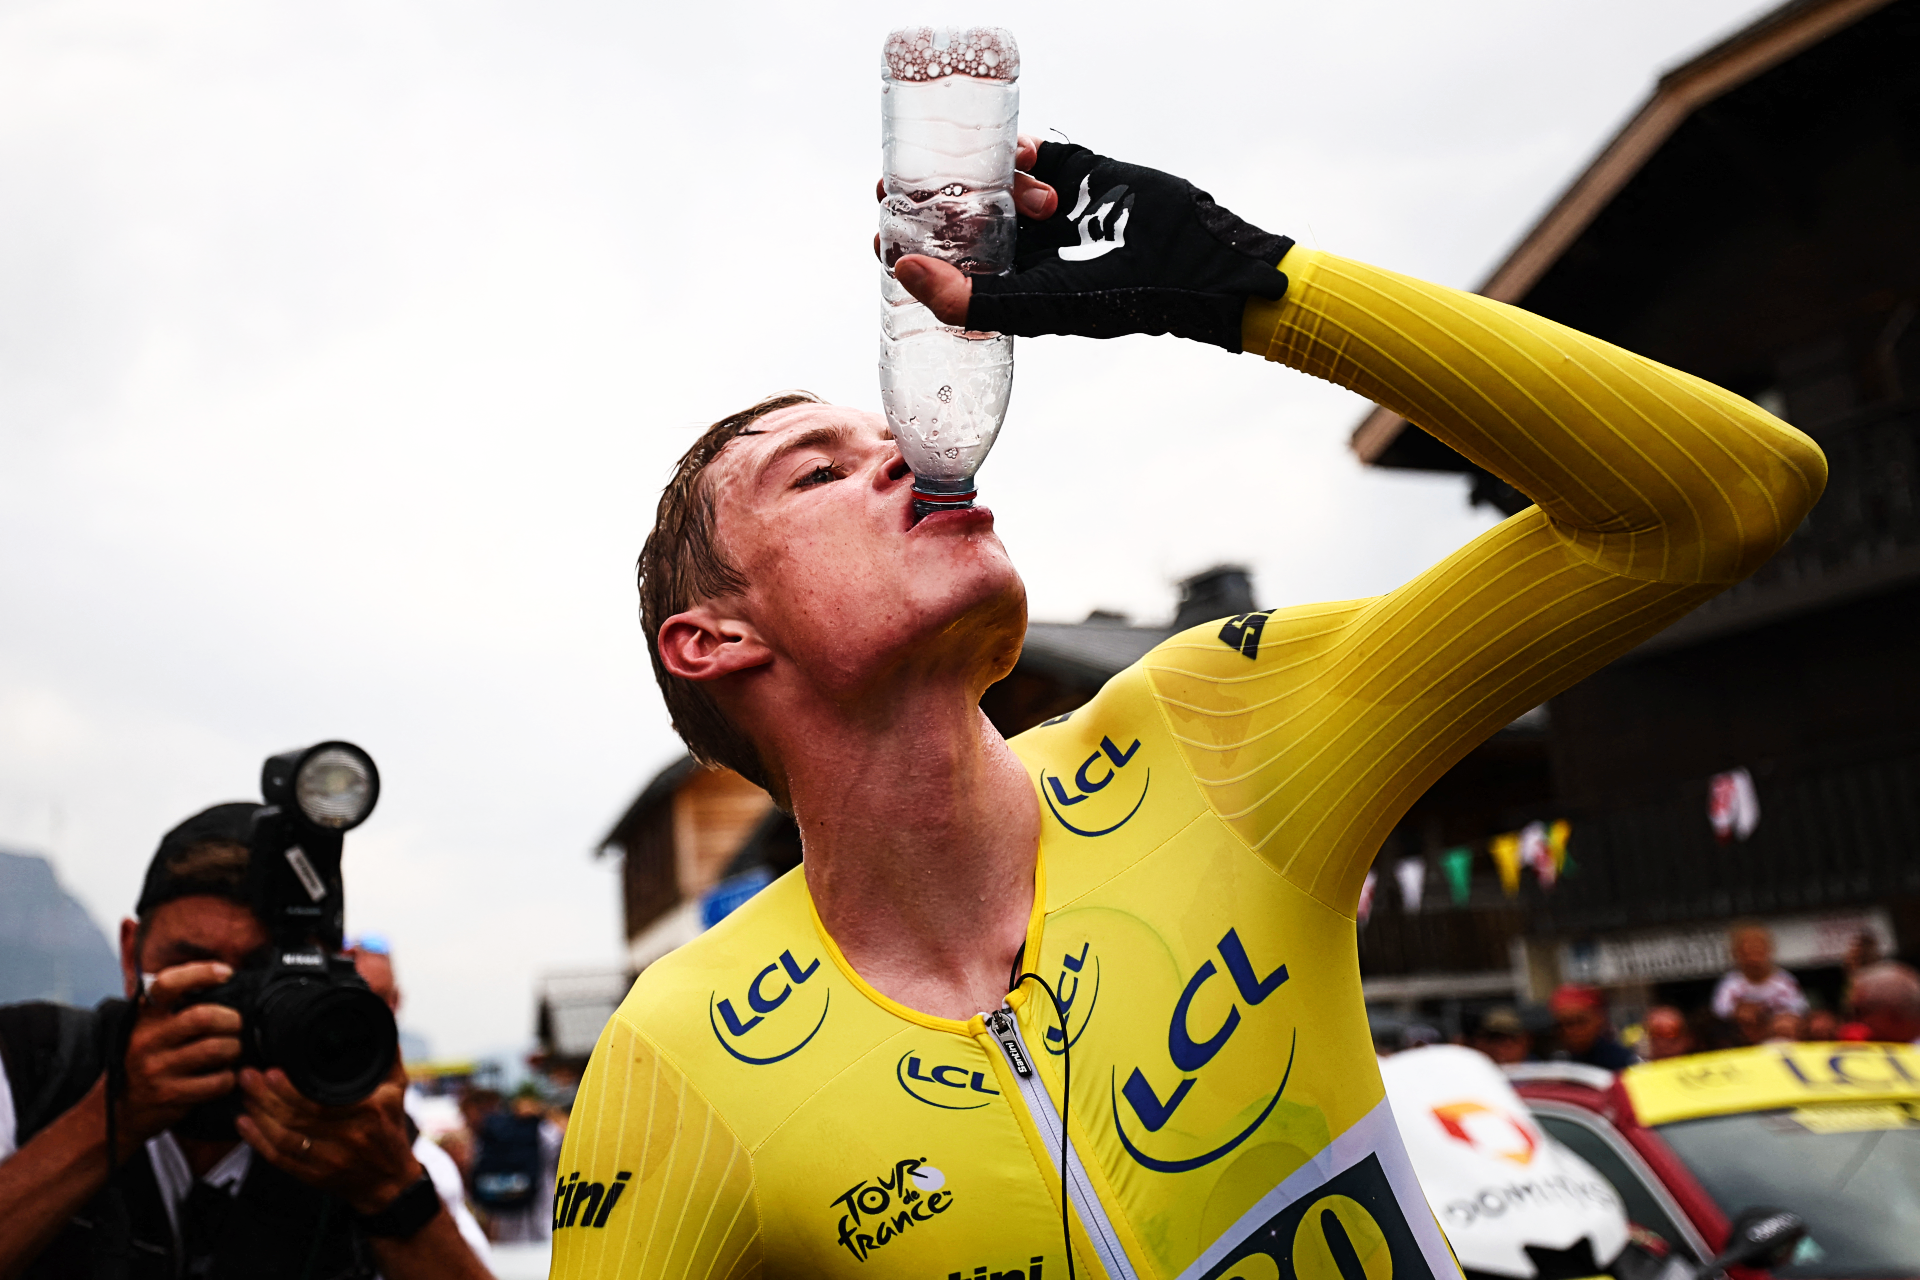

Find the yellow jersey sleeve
[[549, 1010, 761, 1280], [1145, 248, 1826, 918]]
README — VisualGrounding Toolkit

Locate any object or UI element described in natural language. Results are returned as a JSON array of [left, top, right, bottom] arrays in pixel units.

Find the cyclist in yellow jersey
[[551, 139, 1825, 1280]]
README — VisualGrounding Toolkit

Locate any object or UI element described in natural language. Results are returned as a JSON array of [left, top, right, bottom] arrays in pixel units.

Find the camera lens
[[295, 746, 377, 830], [256, 977, 398, 1106]]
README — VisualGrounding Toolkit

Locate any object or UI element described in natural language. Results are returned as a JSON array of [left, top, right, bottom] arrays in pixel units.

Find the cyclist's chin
[[789, 558, 1026, 693]]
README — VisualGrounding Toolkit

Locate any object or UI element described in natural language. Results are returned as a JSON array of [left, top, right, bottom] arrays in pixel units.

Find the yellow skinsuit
[[550, 249, 1825, 1280]]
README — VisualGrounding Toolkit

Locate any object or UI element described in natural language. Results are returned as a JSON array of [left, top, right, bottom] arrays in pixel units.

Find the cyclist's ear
[[657, 608, 774, 683]]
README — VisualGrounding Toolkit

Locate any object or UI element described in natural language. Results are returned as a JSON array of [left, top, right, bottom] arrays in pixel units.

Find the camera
[[179, 742, 399, 1133]]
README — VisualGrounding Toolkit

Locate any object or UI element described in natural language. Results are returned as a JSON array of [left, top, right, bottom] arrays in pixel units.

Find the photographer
[[0, 802, 491, 1280]]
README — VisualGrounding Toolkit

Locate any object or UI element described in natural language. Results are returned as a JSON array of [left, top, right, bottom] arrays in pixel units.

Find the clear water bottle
[[878, 26, 1018, 519]]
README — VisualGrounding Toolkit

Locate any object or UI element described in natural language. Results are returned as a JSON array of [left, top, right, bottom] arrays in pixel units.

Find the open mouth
[[909, 489, 978, 527], [910, 503, 993, 533]]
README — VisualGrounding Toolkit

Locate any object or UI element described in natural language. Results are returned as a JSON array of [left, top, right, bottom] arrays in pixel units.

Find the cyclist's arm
[[550, 1013, 760, 1280], [1171, 248, 1823, 914]]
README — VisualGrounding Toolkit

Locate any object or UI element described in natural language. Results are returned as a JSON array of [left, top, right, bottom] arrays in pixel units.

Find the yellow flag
[[1547, 819, 1572, 876], [1489, 832, 1522, 897]]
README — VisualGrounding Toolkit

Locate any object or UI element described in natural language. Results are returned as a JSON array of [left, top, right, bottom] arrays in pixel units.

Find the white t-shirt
[[1712, 967, 1808, 1019]]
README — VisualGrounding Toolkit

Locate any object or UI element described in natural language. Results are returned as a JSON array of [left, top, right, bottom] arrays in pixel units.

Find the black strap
[[1008, 969, 1076, 1280], [353, 1172, 441, 1241], [0, 1000, 128, 1144]]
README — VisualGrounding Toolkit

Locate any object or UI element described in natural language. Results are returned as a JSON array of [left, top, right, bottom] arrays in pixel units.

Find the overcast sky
[[0, 0, 1774, 1060]]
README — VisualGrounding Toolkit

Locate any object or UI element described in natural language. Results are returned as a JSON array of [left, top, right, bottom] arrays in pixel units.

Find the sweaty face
[[703, 403, 1027, 697]]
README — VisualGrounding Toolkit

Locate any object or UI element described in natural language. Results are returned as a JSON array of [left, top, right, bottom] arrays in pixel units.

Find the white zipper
[[986, 1006, 1139, 1280]]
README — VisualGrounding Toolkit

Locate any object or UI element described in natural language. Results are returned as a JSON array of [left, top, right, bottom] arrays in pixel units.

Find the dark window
[[1535, 1112, 1699, 1263]]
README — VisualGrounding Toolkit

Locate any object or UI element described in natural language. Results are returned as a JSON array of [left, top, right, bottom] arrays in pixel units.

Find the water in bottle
[[878, 26, 1018, 520]]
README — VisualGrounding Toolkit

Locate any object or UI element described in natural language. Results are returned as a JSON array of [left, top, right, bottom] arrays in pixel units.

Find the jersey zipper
[[986, 1006, 1138, 1280]]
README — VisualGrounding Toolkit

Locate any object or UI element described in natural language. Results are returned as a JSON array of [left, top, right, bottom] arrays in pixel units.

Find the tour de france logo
[[708, 948, 830, 1065], [830, 1157, 954, 1263]]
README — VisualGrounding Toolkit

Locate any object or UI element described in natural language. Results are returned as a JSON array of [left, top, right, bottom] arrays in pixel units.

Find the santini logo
[[948, 1259, 1048, 1280], [832, 1158, 953, 1262], [552, 1170, 631, 1230], [1040, 735, 1148, 837], [708, 948, 829, 1065], [1218, 610, 1273, 660]]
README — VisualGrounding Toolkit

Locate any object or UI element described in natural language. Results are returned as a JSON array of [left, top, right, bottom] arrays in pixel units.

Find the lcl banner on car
[[1379, 1046, 1629, 1277]]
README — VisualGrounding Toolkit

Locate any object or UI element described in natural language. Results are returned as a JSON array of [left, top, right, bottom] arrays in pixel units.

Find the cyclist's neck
[[790, 692, 1038, 1024]]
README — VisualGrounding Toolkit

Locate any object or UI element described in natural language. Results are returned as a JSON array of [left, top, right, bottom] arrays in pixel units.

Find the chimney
[[1172, 565, 1257, 631]]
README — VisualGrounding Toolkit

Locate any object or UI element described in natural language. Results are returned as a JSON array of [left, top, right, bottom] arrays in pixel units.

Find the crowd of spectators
[[1384, 923, 1920, 1072]]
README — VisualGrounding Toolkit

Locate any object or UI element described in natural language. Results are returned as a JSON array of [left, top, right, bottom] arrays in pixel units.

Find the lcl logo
[[708, 949, 829, 1066], [1040, 736, 1149, 837], [1112, 927, 1296, 1172], [897, 1052, 1001, 1110], [1043, 942, 1098, 1057]]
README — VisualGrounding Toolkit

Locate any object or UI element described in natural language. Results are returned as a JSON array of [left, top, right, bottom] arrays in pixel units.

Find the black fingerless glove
[[966, 142, 1294, 352]]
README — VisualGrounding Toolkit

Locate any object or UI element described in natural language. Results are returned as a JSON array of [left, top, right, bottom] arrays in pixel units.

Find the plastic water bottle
[[877, 26, 1018, 519]]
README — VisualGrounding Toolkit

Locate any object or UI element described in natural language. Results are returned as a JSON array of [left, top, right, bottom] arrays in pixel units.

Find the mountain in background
[[0, 848, 123, 1007]]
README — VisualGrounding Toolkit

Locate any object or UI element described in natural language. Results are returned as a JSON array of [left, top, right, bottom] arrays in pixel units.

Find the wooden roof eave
[[1351, 0, 1895, 465]]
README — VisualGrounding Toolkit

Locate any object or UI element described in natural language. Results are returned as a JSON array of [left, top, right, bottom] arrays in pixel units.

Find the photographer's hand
[[121, 962, 245, 1144], [888, 137, 1292, 351], [236, 1062, 489, 1280], [236, 1060, 418, 1213], [0, 963, 241, 1280]]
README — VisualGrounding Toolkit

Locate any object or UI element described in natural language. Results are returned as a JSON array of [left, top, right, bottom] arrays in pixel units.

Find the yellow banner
[[1625, 1042, 1920, 1126]]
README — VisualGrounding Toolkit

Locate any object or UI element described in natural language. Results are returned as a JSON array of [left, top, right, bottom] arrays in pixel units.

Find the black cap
[[135, 802, 264, 916]]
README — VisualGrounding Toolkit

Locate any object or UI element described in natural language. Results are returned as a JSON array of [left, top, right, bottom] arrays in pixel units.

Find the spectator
[[1711, 922, 1807, 1021], [1763, 1009, 1804, 1043], [1549, 985, 1638, 1071], [472, 1083, 562, 1242], [1641, 1005, 1695, 1060], [1850, 961, 1920, 1044], [348, 939, 491, 1264], [1730, 996, 1771, 1046], [1806, 1007, 1841, 1041], [1842, 930, 1884, 1015], [1473, 1007, 1533, 1064]]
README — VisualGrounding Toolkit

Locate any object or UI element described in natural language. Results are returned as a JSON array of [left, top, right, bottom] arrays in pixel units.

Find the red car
[[1507, 1043, 1920, 1279]]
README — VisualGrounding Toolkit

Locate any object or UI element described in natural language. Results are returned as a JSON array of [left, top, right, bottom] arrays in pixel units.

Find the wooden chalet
[[1351, 0, 1920, 1022]]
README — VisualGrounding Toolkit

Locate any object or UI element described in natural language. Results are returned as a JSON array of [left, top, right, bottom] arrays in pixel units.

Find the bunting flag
[[1488, 831, 1523, 898], [1547, 819, 1572, 878], [1708, 768, 1760, 842], [1395, 857, 1426, 914], [1442, 846, 1473, 906], [1357, 869, 1377, 925], [1520, 821, 1553, 890]]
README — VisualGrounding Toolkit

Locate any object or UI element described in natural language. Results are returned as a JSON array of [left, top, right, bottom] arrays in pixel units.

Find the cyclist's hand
[[893, 140, 1293, 352]]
